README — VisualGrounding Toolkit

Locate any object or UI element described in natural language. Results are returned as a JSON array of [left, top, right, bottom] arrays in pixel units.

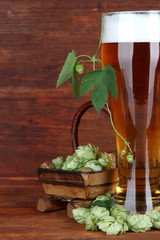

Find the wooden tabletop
[[0, 179, 160, 240]]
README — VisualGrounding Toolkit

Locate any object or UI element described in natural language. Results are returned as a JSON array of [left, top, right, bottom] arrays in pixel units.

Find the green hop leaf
[[56, 50, 77, 88], [75, 64, 84, 74], [80, 66, 118, 114], [72, 72, 80, 99], [104, 65, 118, 100], [93, 194, 111, 203], [91, 84, 108, 115], [88, 199, 114, 209], [80, 70, 104, 97]]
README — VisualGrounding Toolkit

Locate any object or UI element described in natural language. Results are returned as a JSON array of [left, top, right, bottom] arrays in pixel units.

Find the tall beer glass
[[101, 11, 160, 212]]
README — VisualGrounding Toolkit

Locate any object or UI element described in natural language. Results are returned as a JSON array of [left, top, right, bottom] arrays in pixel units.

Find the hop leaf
[[91, 84, 108, 115], [56, 50, 77, 88], [93, 193, 111, 203], [104, 65, 118, 100], [80, 70, 104, 97], [72, 72, 80, 99], [80, 66, 117, 114]]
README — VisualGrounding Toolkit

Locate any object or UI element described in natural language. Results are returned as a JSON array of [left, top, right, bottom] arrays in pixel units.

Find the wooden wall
[[0, 0, 159, 178]]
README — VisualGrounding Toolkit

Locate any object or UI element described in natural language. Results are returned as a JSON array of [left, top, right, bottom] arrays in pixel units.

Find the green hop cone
[[62, 154, 80, 171], [85, 214, 97, 231], [110, 205, 130, 222], [97, 152, 112, 169], [51, 156, 64, 169], [126, 154, 134, 163], [75, 144, 99, 160], [146, 210, 160, 229], [72, 207, 89, 224], [98, 216, 128, 235], [121, 149, 126, 156], [85, 206, 110, 231], [83, 160, 103, 172], [153, 221, 160, 229], [90, 206, 110, 221], [75, 64, 84, 74], [127, 214, 153, 232]]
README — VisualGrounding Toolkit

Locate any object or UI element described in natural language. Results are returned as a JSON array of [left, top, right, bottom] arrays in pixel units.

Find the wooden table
[[0, 178, 160, 240]]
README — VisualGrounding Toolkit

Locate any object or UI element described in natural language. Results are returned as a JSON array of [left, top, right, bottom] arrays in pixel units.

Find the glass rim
[[104, 10, 160, 16]]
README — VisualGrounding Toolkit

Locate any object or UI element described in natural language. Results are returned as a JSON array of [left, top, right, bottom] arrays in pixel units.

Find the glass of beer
[[101, 11, 160, 212]]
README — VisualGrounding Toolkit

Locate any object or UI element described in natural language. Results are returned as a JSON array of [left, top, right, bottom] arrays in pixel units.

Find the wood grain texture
[[0, 187, 160, 240], [0, 0, 160, 177]]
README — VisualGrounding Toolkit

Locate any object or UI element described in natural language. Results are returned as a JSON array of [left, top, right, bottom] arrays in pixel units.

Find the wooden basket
[[38, 101, 118, 200], [38, 167, 118, 200]]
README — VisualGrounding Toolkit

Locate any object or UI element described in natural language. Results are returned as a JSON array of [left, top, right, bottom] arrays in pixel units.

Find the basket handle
[[71, 101, 109, 152]]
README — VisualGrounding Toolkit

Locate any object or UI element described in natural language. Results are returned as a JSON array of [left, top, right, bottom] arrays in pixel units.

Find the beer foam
[[102, 11, 160, 43]]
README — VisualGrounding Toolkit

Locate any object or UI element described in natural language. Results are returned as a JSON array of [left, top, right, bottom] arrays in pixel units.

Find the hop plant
[[90, 206, 110, 221], [146, 210, 160, 229], [61, 154, 80, 171], [51, 156, 64, 169], [85, 214, 97, 231], [110, 205, 130, 222], [83, 160, 103, 172], [98, 216, 128, 235], [72, 192, 160, 235], [73, 206, 110, 231], [75, 144, 99, 160], [97, 152, 112, 169], [127, 214, 153, 232], [86, 206, 110, 231], [75, 63, 84, 74], [72, 207, 89, 224], [51, 144, 113, 172], [56, 14, 134, 163]]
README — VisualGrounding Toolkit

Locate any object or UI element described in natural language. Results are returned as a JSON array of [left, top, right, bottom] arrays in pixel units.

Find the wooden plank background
[[0, 0, 159, 178]]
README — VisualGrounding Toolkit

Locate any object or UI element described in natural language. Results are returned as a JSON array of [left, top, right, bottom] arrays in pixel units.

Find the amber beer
[[101, 11, 160, 212]]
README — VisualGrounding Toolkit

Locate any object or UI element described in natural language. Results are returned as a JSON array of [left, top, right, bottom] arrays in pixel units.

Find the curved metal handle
[[71, 101, 109, 152]]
